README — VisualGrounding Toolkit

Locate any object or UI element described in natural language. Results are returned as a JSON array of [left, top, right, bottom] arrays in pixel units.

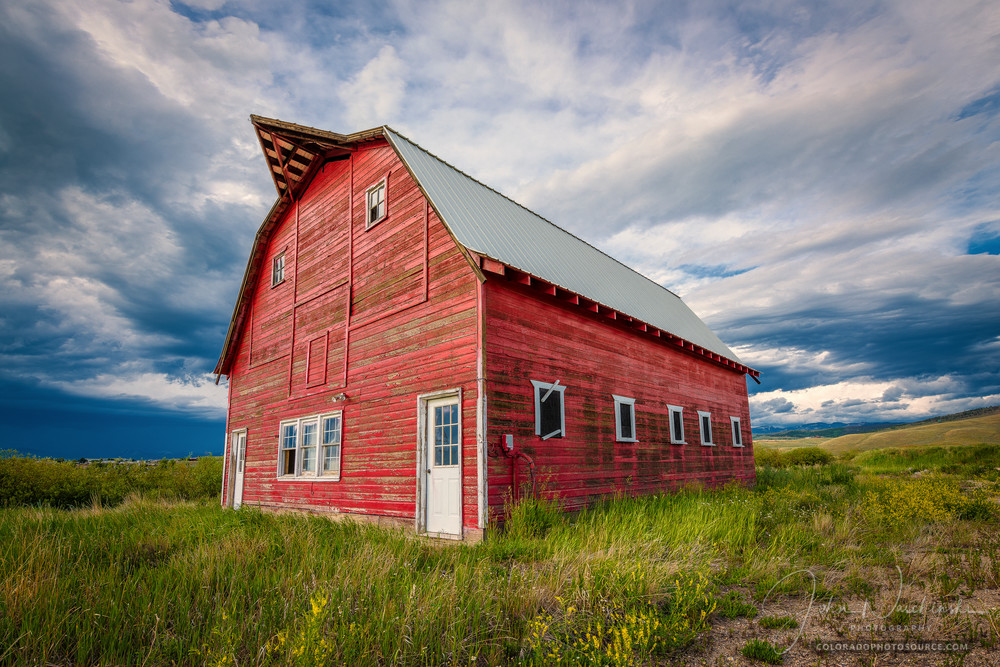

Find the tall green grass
[[0, 443, 997, 665], [848, 443, 1000, 478]]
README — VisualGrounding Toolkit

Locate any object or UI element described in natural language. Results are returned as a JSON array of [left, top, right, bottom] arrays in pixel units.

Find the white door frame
[[416, 388, 462, 538], [226, 428, 247, 508]]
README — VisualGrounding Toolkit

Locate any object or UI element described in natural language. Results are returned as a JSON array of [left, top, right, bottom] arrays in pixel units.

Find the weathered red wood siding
[[484, 278, 754, 517], [225, 140, 481, 530]]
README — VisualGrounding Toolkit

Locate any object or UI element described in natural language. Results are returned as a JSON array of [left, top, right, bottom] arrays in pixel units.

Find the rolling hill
[[754, 407, 1000, 453]]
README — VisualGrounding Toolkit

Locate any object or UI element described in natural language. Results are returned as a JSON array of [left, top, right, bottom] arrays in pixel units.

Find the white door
[[425, 397, 462, 535], [232, 431, 247, 509]]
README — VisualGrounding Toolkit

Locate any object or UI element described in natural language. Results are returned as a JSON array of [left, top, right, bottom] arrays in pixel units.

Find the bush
[[860, 476, 985, 526], [0, 452, 222, 509], [755, 447, 833, 469]]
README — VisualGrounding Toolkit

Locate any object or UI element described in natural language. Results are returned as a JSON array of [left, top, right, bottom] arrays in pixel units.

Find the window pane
[[435, 445, 442, 466], [302, 446, 316, 472], [323, 416, 341, 444], [302, 422, 317, 446], [539, 390, 562, 437], [282, 424, 297, 450], [450, 444, 458, 464], [672, 411, 683, 440], [619, 403, 633, 439], [322, 444, 340, 472]]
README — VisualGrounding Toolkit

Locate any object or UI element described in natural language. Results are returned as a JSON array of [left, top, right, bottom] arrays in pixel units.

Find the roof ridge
[[383, 127, 684, 301]]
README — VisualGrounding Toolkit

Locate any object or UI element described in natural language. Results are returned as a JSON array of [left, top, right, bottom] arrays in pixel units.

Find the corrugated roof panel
[[385, 128, 741, 365]]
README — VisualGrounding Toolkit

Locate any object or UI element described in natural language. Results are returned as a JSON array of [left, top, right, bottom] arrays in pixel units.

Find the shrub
[[755, 447, 833, 469], [784, 447, 833, 467], [0, 453, 223, 509], [860, 476, 981, 526], [523, 569, 717, 665]]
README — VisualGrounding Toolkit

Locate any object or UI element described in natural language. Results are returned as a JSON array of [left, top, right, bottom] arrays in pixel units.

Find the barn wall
[[484, 278, 754, 518], [226, 140, 481, 531]]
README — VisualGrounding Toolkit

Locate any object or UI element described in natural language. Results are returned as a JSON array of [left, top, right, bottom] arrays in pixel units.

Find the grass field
[[820, 412, 1000, 453], [752, 437, 831, 451], [1, 445, 998, 665]]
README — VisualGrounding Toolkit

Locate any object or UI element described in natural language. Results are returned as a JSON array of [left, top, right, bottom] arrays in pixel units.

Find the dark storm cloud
[[1, 0, 997, 455]]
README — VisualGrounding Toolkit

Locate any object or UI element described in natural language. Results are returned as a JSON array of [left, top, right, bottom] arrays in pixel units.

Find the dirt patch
[[682, 571, 998, 666]]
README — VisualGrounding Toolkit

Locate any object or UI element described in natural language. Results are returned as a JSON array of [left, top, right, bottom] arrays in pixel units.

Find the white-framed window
[[612, 394, 636, 442], [667, 405, 685, 444], [277, 411, 343, 480], [365, 178, 387, 229], [530, 380, 566, 440], [698, 410, 714, 446], [272, 251, 286, 286], [730, 416, 743, 447]]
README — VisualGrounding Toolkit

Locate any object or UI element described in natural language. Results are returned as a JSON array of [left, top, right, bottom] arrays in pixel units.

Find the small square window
[[667, 405, 685, 444], [531, 380, 566, 440], [612, 395, 636, 442], [366, 179, 387, 228], [698, 411, 714, 446], [730, 416, 743, 447], [272, 252, 285, 286]]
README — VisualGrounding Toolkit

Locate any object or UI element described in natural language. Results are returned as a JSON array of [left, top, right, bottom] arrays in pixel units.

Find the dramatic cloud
[[0, 0, 997, 456]]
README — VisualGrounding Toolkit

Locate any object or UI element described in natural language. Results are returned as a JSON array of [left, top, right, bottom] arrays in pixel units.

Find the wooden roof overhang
[[470, 252, 761, 380], [214, 117, 385, 377]]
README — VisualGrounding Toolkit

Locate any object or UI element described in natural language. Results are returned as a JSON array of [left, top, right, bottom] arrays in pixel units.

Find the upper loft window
[[612, 395, 636, 442], [366, 178, 387, 229], [272, 252, 286, 287], [667, 405, 685, 444], [530, 380, 566, 440], [698, 411, 714, 446], [730, 416, 744, 447]]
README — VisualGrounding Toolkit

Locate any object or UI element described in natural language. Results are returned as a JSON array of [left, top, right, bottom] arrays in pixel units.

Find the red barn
[[215, 116, 759, 540]]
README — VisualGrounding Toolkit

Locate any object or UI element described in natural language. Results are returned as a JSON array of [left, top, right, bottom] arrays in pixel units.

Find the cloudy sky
[[1, 0, 997, 457]]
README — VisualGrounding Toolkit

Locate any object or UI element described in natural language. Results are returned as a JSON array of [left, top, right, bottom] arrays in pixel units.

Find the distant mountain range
[[753, 405, 1000, 439]]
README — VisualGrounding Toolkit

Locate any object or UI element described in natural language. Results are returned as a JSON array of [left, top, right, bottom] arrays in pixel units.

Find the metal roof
[[385, 128, 742, 364]]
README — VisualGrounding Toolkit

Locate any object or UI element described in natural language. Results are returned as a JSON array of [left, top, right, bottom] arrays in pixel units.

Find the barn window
[[698, 411, 714, 446], [730, 416, 743, 447], [667, 405, 685, 444], [272, 252, 286, 286], [366, 178, 387, 228], [277, 411, 343, 480], [530, 380, 566, 440], [612, 395, 636, 442]]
